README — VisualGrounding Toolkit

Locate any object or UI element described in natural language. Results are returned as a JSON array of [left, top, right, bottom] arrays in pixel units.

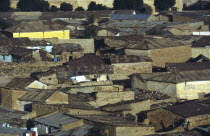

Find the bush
[[87, 1, 107, 11], [60, 2, 73, 11], [49, 5, 59, 12], [154, 0, 176, 11], [75, 6, 85, 11]]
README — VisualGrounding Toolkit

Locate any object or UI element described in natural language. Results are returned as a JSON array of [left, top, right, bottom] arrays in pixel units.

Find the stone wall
[[0, 88, 27, 110], [149, 45, 192, 67], [111, 62, 152, 80], [89, 91, 135, 107], [68, 85, 124, 94], [32, 104, 110, 117], [0, 62, 62, 78], [115, 126, 155, 136]]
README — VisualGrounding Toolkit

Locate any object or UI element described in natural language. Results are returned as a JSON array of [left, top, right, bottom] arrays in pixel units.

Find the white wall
[[177, 80, 210, 100]]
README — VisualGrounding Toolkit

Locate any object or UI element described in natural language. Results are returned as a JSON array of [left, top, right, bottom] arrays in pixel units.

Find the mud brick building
[[109, 55, 152, 80], [125, 38, 191, 68], [131, 69, 210, 100]]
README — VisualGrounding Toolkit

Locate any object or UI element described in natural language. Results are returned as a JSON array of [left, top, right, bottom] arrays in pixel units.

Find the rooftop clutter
[[1, 7, 210, 136]]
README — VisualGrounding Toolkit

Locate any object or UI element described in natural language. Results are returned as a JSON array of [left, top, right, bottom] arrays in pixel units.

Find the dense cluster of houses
[[2, 8, 210, 136]]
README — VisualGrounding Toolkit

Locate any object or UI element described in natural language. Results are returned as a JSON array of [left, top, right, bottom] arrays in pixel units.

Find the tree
[[96, 4, 107, 10], [49, 5, 59, 12], [154, 0, 176, 11], [135, 0, 144, 12], [75, 6, 85, 11], [60, 2, 73, 11], [84, 15, 97, 38], [39, 1, 50, 12], [113, 0, 135, 10], [17, 0, 50, 11], [0, 0, 10, 11], [87, 1, 97, 10], [87, 1, 107, 11]]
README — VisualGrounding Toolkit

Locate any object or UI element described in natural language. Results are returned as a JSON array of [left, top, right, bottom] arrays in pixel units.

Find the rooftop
[[72, 114, 150, 127], [125, 38, 189, 50], [19, 89, 57, 103], [165, 101, 210, 118], [166, 62, 210, 72], [0, 127, 27, 135], [136, 69, 210, 83], [5, 78, 35, 90], [0, 106, 27, 124], [35, 112, 79, 128], [5, 20, 68, 32], [110, 14, 151, 20]]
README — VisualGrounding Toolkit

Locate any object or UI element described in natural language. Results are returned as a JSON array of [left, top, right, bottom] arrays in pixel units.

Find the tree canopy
[[154, 0, 176, 11], [49, 5, 59, 12], [113, 0, 143, 11], [75, 6, 85, 11], [0, 0, 10, 11], [84, 15, 97, 38], [60, 2, 73, 11], [87, 1, 107, 11], [17, 0, 50, 11]]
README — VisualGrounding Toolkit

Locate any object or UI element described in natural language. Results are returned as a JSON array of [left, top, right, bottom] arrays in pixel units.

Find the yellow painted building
[[4, 20, 70, 39]]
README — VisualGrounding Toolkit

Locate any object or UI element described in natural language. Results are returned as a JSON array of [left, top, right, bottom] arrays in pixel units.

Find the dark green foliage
[[87, 14, 94, 24], [84, 25, 97, 38], [0, 0, 10, 11], [113, 0, 134, 9], [49, 5, 59, 12], [135, 0, 144, 12], [39, 1, 50, 12], [87, 1, 97, 10], [113, 0, 143, 10], [154, 0, 176, 11], [87, 1, 107, 11], [17, 0, 50, 11], [75, 6, 85, 11], [0, 17, 12, 30], [60, 2, 73, 11], [84, 15, 97, 38]]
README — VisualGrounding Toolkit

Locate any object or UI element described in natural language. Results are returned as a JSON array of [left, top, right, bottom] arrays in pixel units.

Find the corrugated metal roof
[[5, 78, 35, 90], [0, 127, 27, 134], [5, 20, 68, 32], [125, 38, 189, 50], [35, 112, 79, 128], [19, 89, 56, 102], [110, 14, 151, 20], [143, 69, 210, 83], [0, 106, 27, 124]]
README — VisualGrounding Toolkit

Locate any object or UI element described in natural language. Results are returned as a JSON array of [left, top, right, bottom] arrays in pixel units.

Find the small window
[[49, 78, 52, 80]]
